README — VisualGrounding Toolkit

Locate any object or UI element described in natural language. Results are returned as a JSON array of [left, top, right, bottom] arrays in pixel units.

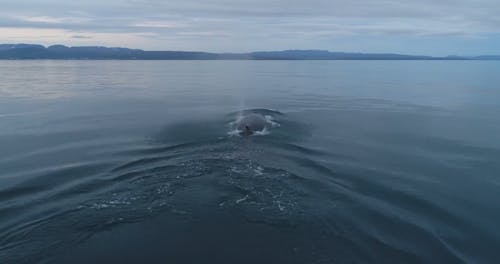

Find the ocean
[[1, 60, 499, 263]]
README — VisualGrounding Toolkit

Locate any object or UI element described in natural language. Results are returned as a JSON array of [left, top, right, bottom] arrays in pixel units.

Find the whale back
[[237, 114, 266, 135]]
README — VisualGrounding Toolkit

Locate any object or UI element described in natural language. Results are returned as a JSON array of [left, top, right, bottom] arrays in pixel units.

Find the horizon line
[[1, 43, 499, 59]]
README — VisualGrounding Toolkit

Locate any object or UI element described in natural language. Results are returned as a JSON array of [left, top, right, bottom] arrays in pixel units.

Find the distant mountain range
[[0, 44, 499, 60]]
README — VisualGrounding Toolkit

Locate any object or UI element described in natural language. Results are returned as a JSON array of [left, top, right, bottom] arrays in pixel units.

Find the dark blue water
[[1, 60, 500, 263]]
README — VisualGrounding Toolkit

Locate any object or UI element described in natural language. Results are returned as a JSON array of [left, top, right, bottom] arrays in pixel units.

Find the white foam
[[264, 115, 280, 127], [236, 195, 249, 204], [254, 127, 270, 136], [227, 128, 241, 136], [254, 166, 264, 176]]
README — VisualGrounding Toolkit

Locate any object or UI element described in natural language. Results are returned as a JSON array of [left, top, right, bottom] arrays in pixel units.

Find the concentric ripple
[[1, 107, 499, 264]]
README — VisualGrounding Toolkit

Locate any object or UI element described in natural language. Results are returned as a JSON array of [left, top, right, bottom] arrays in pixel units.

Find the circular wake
[[227, 109, 281, 136]]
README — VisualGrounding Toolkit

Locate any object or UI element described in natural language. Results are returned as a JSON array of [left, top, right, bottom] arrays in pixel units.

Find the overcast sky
[[1, 0, 500, 55]]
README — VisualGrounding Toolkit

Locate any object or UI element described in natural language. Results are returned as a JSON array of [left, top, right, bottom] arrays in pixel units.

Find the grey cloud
[[1, 0, 499, 54], [71, 35, 93, 39]]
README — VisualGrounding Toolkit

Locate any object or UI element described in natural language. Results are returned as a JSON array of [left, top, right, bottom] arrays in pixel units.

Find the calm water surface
[[1, 60, 500, 263]]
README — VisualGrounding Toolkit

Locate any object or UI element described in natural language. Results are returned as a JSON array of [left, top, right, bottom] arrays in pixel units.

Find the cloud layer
[[1, 0, 500, 54]]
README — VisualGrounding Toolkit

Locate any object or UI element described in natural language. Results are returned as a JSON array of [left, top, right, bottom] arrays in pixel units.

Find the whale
[[236, 113, 267, 135]]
